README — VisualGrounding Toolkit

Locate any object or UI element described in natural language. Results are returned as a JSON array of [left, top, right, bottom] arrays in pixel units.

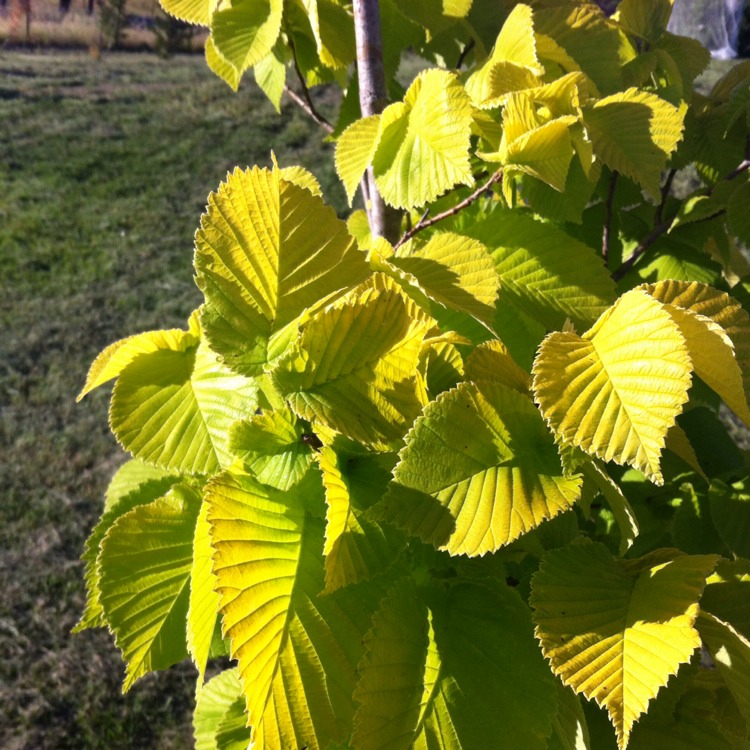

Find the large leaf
[[380, 380, 582, 556], [158, 0, 215, 25], [372, 69, 474, 209], [110, 339, 258, 475], [467, 211, 616, 331], [206, 469, 379, 750], [194, 668, 252, 750], [273, 276, 430, 451], [318, 447, 401, 592], [301, 0, 355, 70], [210, 0, 283, 77], [531, 541, 718, 749], [352, 577, 557, 750], [533, 289, 692, 484], [465, 3, 543, 108], [582, 88, 684, 195], [194, 166, 369, 376], [99, 486, 201, 691]]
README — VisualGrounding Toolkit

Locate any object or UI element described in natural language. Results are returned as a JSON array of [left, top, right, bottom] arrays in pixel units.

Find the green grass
[[0, 48, 339, 749]]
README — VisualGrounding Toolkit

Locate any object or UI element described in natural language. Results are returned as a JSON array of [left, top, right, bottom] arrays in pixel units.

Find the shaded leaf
[[194, 668, 252, 750]]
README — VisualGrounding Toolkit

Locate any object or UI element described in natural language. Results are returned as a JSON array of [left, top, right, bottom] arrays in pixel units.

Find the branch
[[612, 157, 750, 282], [602, 171, 618, 261], [284, 33, 334, 133], [455, 38, 475, 70], [393, 170, 503, 250], [655, 168, 676, 225]]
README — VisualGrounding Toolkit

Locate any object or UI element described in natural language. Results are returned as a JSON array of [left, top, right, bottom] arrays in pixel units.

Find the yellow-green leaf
[[531, 541, 718, 749], [318, 447, 401, 592], [582, 88, 684, 196], [533, 289, 692, 483], [99, 486, 201, 691], [380, 380, 582, 556], [372, 69, 474, 209], [210, 0, 283, 77], [301, 0, 355, 70], [205, 36, 241, 91], [273, 276, 430, 451], [195, 166, 369, 376], [465, 3, 544, 108], [159, 0, 215, 26], [110, 340, 258, 475], [335, 114, 382, 205], [188, 497, 221, 688], [614, 0, 673, 42], [194, 668, 252, 750], [254, 45, 286, 112], [465, 340, 530, 395]]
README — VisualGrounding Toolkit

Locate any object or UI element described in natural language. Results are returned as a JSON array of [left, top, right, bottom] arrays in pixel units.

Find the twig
[[655, 168, 677, 225], [612, 155, 750, 282], [602, 171, 618, 261], [284, 33, 334, 133], [456, 38, 475, 70], [393, 170, 503, 250]]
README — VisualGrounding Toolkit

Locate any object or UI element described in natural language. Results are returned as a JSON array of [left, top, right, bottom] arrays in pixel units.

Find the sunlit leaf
[[99, 486, 201, 691], [380, 380, 582, 556], [464, 340, 530, 395], [372, 69, 474, 209], [110, 340, 258, 475], [158, 0, 215, 26], [194, 668, 252, 750], [335, 114, 382, 205], [533, 289, 692, 483], [273, 276, 430, 451], [205, 36, 241, 91], [531, 541, 718, 749], [195, 166, 369, 376], [254, 45, 286, 112]]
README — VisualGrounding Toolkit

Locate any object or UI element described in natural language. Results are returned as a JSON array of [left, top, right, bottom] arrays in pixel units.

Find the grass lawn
[[0, 48, 340, 749]]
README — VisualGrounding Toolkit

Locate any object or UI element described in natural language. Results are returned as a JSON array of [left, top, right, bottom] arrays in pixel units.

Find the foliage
[[77, 1, 750, 749]]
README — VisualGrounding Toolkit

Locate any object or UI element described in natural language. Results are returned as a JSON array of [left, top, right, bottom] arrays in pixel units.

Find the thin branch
[[655, 168, 677, 225], [284, 33, 334, 133], [612, 157, 750, 282], [602, 171, 618, 261], [455, 38, 475, 70], [393, 170, 503, 250]]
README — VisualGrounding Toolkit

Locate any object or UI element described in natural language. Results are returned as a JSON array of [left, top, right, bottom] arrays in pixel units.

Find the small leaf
[[582, 88, 684, 195], [99, 486, 201, 691], [335, 114, 382, 205], [274, 276, 430, 451], [380, 380, 582, 556], [194, 668, 252, 750], [205, 36, 241, 91], [254, 45, 286, 112], [229, 408, 315, 490], [210, 0, 283, 77], [372, 69, 474, 209], [531, 541, 718, 749], [533, 289, 693, 484], [110, 340, 258, 475], [709, 479, 750, 559]]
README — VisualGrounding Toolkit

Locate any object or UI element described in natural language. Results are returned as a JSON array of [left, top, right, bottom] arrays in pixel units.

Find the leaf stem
[[602, 171, 618, 261], [393, 170, 503, 250]]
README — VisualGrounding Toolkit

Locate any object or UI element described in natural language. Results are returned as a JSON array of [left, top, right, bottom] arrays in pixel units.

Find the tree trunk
[[352, 0, 400, 242]]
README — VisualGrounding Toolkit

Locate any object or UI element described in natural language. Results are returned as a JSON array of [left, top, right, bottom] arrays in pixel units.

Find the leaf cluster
[[77, 1, 750, 749]]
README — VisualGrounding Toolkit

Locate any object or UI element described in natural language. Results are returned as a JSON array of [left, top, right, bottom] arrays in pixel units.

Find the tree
[[76, 1, 750, 748]]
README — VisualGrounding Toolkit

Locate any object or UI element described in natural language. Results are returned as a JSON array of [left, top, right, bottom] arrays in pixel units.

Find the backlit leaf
[[464, 340, 531, 395], [372, 69, 474, 209], [273, 276, 430, 451], [207, 470, 378, 750], [195, 166, 369, 376], [110, 340, 258, 475], [194, 668, 252, 750], [254, 45, 286, 112], [158, 0, 215, 26], [205, 36, 241, 91], [533, 289, 692, 483], [531, 541, 718, 749], [582, 88, 684, 195], [380, 380, 582, 556], [335, 114, 382, 205], [211, 0, 283, 76], [99, 486, 201, 691]]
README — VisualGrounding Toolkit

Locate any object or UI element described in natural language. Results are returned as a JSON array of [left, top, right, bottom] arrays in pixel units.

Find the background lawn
[[0, 48, 340, 749]]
